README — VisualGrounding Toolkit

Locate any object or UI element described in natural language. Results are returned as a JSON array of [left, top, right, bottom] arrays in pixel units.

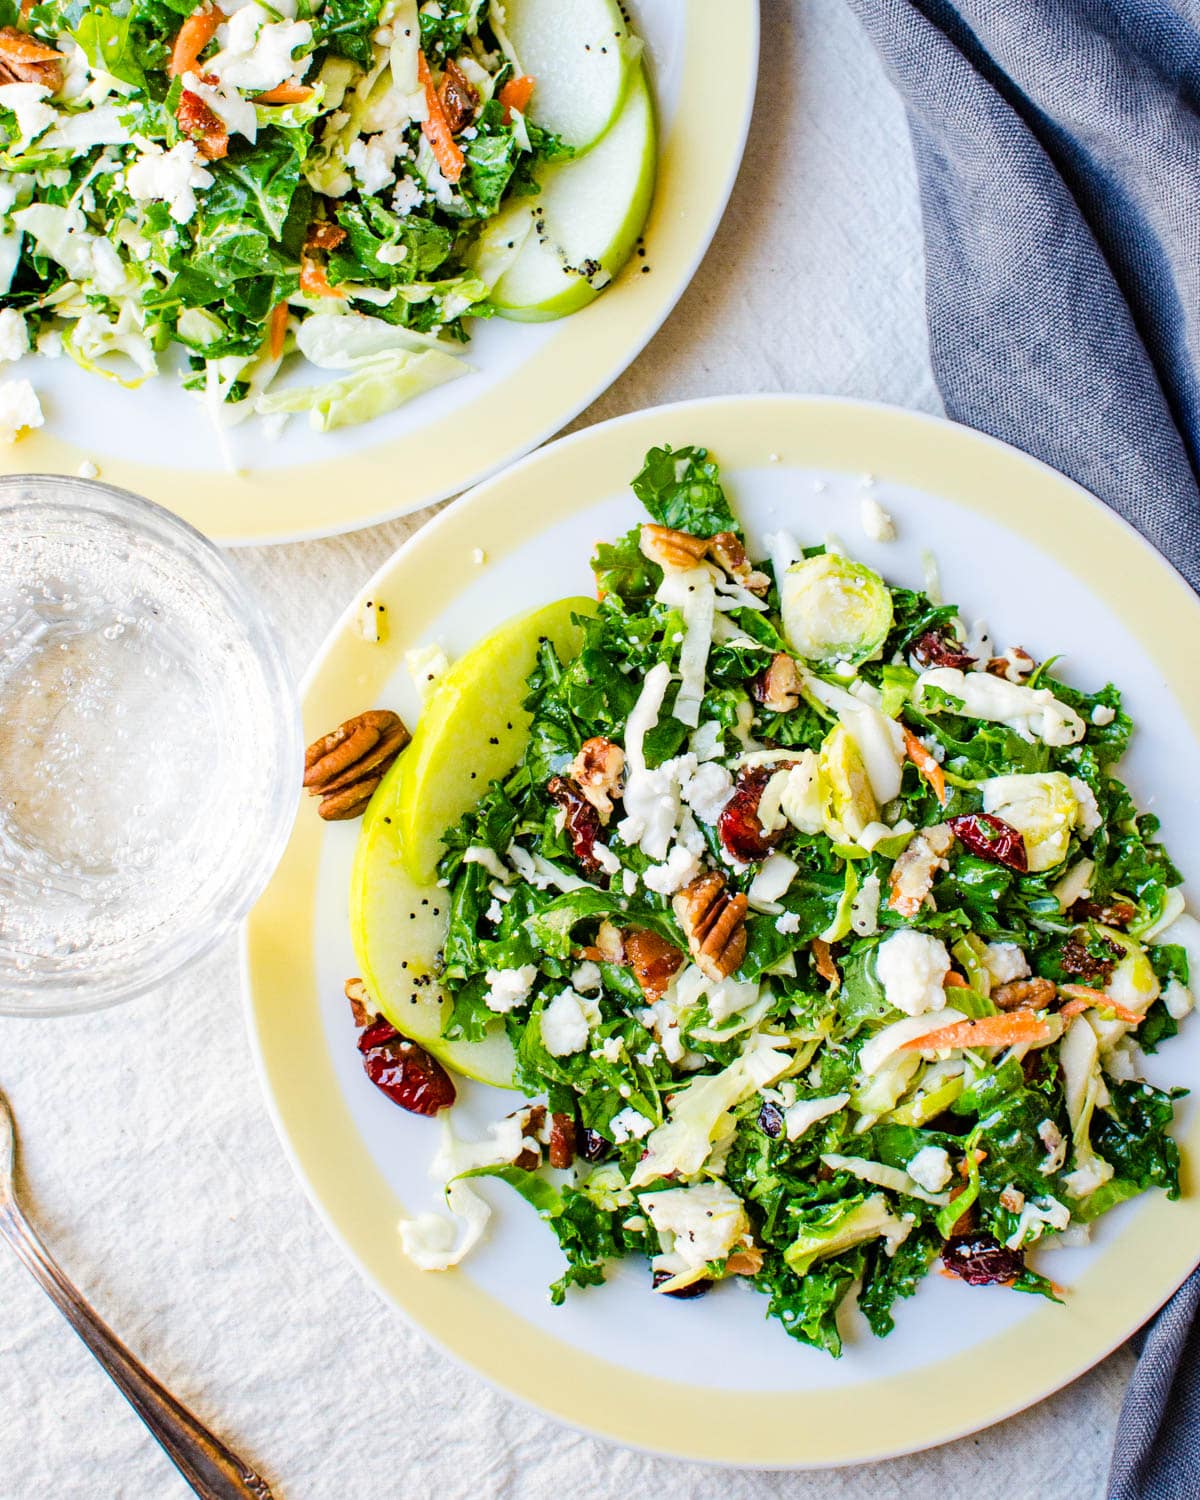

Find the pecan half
[[548, 1111, 577, 1169], [811, 937, 839, 988], [304, 709, 410, 820], [888, 823, 954, 916], [751, 653, 801, 713], [993, 977, 1057, 1011], [176, 89, 228, 159], [623, 926, 684, 1000], [725, 1245, 764, 1276], [438, 57, 478, 133], [568, 735, 624, 823], [639, 523, 709, 571], [345, 976, 375, 1029], [673, 872, 748, 981], [0, 25, 64, 89]]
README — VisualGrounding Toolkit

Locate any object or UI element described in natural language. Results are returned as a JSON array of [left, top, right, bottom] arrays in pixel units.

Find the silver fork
[[0, 1084, 275, 1499]]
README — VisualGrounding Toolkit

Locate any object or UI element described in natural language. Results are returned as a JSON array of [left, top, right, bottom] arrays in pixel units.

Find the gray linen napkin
[[843, 3, 1200, 1495]]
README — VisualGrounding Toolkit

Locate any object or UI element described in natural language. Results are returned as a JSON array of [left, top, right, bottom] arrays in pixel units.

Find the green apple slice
[[349, 596, 596, 1086], [497, 0, 635, 152], [490, 64, 655, 322], [395, 595, 596, 883]]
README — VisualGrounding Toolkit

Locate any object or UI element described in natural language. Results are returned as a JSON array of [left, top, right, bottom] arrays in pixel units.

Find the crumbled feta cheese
[[1004, 1195, 1071, 1249], [346, 134, 396, 195], [640, 1181, 750, 1270], [125, 142, 213, 225], [1061, 1155, 1113, 1199], [540, 988, 597, 1056], [1069, 776, 1102, 837], [571, 960, 602, 993], [36, 328, 63, 358], [0, 378, 42, 444], [610, 1107, 653, 1143], [860, 495, 896, 542], [643, 843, 702, 896], [875, 930, 952, 1016], [0, 84, 56, 143], [77, 460, 99, 480], [689, 720, 724, 761], [907, 1145, 952, 1193], [471, 546, 486, 565], [599, 1035, 623, 1064], [591, 840, 622, 876], [483, 965, 537, 1014], [391, 175, 424, 215], [209, 7, 313, 92], [0, 307, 28, 363], [775, 910, 801, 935], [984, 941, 1031, 988], [1091, 703, 1116, 726], [622, 867, 638, 897], [676, 757, 733, 825], [484, 899, 502, 924]]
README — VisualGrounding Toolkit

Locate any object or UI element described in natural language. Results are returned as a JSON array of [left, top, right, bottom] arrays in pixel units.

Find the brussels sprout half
[[779, 553, 894, 668]]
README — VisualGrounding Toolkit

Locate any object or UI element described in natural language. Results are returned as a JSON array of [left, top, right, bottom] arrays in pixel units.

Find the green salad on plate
[[348, 444, 1197, 1358], [0, 0, 654, 439]]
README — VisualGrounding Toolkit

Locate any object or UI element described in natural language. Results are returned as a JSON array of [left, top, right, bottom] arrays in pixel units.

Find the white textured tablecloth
[[0, 5, 1132, 1496]]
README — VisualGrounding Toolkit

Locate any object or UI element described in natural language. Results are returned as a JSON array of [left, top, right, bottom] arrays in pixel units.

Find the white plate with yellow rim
[[243, 394, 1200, 1466], [0, 2, 757, 545]]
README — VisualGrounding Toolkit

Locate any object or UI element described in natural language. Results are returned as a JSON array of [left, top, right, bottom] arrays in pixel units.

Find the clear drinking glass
[[0, 475, 301, 1016]]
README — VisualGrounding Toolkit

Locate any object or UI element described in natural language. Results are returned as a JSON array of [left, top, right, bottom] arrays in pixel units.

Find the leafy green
[[630, 445, 738, 536]]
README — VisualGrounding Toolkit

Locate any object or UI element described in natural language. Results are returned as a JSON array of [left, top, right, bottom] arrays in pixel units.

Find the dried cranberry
[[947, 813, 1028, 872], [1059, 935, 1121, 986], [357, 1021, 456, 1115], [547, 774, 602, 873], [718, 766, 784, 864], [652, 1270, 711, 1299], [910, 628, 975, 671], [758, 1101, 785, 1139], [580, 1128, 611, 1162], [548, 1112, 577, 1169], [941, 1232, 1026, 1286]]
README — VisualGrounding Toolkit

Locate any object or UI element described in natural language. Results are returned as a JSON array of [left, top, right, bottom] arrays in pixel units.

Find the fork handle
[[0, 1200, 274, 1499]]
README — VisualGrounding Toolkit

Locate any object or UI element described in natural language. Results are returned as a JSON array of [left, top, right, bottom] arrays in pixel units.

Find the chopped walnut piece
[[888, 823, 955, 916], [708, 531, 770, 594], [344, 977, 375, 1029], [993, 977, 1057, 1011], [306, 219, 348, 252], [0, 25, 63, 89], [568, 735, 625, 823], [623, 927, 685, 1000], [673, 872, 748, 981], [639, 523, 709, 571], [176, 88, 228, 159], [751, 653, 802, 713]]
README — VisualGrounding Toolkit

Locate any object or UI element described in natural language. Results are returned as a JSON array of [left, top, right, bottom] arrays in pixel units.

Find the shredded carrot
[[266, 301, 288, 359], [169, 6, 223, 78], [903, 727, 947, 806], [299, 257, 344, 299], [1059, 985, 1145, 1025], [254, 81, 313, 105], [944, 971, 969, 988], [902, 1012, 1054, 1052], [499, 73, 535, 122], [417, 50, 465, 184]]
